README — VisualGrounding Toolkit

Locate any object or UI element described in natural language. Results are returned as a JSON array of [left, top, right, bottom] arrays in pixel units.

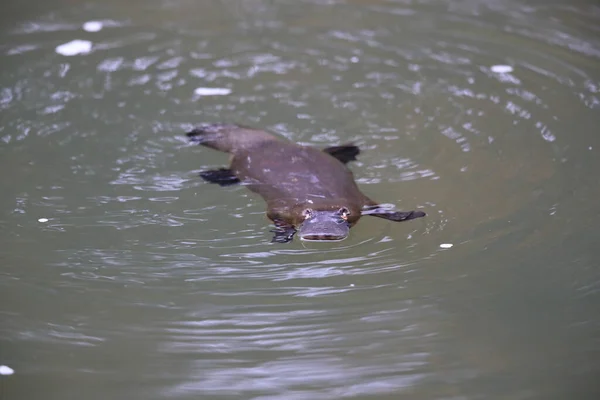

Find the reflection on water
[[1, 0, 599, 399]]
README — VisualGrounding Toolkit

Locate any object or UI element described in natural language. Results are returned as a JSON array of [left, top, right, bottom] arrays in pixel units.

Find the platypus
[[186, 123, 425, 243]]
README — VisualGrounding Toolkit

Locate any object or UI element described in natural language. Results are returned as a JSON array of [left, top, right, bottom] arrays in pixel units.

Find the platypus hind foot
[[322, 144, 360, 164], [367, 210, 426, 222]]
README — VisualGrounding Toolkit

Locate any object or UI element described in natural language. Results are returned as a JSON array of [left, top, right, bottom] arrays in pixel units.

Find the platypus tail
[[185, 123, 244, 153], [186, 123, 240, 142], [185, 123, 275, 153]]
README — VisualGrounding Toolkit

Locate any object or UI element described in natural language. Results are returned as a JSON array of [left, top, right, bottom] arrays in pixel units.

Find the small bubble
[[350, 56, 359, 63], [439, 243, 453, 249], [38, 218, 49, 223]]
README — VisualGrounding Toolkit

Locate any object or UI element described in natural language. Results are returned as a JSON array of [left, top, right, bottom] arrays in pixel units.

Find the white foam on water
[[490, 65, 514, 73], [38, 218, 49, 223], [0, 365, 14, 375], [83, 21, 103, 32], [194, 87, 232, 96], [439, 243, 454, 249], [55, 40, 92, 56]]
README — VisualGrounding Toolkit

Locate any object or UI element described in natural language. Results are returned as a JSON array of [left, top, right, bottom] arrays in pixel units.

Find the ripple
[[160, 300, 435, 398], [1, 1, 598, 399]]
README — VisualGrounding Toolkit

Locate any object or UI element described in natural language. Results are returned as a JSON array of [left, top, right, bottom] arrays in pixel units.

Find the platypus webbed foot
[[199, 168, 241, 186], [270, 225, 297, 243], [322, 144, 360, 164], [366, 209, 426, 222]]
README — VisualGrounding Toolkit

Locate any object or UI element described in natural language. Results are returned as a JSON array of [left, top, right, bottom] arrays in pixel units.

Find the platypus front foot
[[199, 168, 241, 186], [270, 224, 297, 243]]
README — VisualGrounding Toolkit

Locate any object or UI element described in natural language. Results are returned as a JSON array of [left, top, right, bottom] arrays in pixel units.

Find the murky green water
[[1, 0, 599, 399]]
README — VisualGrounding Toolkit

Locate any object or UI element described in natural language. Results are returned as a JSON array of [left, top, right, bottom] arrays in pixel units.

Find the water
[[1, 0, 599, 399]]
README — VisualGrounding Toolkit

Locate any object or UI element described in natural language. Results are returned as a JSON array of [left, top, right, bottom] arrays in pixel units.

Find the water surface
[[1, 0, 599, 399]]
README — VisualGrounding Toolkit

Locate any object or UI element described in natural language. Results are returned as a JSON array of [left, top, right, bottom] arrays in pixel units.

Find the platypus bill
[[186, 123, 425, 243]]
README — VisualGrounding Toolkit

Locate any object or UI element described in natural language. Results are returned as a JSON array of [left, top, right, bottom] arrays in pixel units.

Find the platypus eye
[[302, 208, 313, 219], [338, 207, 350, 219]]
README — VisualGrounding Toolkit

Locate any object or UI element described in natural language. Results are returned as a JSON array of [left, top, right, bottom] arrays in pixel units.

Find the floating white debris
[[38, 218, 49, 223], [55, 40, 92, 56], [490, 65, 513, 74], [349, 284, 355, 287], [0, 365, 14, 375], [83, 21, 103, 32], [194, 87, 232, 96], [439, 243, 453, 249]]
